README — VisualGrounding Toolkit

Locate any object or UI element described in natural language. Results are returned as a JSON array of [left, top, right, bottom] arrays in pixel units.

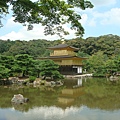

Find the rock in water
[[11, 94, 29, 104]]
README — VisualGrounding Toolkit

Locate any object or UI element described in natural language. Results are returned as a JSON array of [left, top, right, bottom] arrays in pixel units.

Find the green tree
[[14, 54, 35, 77], [106, 55, 120, 75], [0, 65, 10, 80], [105, 59, 117, 75], [39, 60, 63, 80], [77, 51, 89, 57], [33, 60, 42, 78], [0, 40, 15, 54], [84, 51, 107, 76], [0, 0, 93, 37], [0, 55, 15, 76], [114, 55, 120, 72], [4, 39, 51, 57]]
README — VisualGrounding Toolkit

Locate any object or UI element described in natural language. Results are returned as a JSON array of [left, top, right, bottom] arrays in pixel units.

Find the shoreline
[[64, 74, 93, 78]]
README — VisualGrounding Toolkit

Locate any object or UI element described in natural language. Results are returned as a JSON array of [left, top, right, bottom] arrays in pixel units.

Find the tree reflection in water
[[0, 77, 120, 120]]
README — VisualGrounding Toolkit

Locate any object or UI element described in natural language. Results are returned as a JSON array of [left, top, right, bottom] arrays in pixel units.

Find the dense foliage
[[84, 51, 120, 76], [0, 0, 93, 37], [0, 34, 120, 57], [39, 60, 63, 79], [0, 34, 120, 77], [0, 54, 63, 80]]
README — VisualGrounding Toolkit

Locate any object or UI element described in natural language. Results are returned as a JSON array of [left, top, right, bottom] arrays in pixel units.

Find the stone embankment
[[64, 74, 93, 78]]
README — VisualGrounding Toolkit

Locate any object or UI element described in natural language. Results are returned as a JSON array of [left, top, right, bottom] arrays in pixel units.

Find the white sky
[[0, 0, 120, 41]]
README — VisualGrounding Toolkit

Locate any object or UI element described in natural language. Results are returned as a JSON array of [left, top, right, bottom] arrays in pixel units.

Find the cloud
[[88, 18, 96, 27], [80, 7, 120, 28], [31, 0, 38, 2], [80, 14, 88, 25], [3, 6, 120, 41], [0, 31, 24, 40], [90, 0, 117, 6], [0, 18, 77, 41], [2, 106, 86, 120], [5, 17, 21, 28], [23, 106, 85, 120], [0, 26, 57, 41], [100, 8, 120, 25], [0, 0, 119, 40]]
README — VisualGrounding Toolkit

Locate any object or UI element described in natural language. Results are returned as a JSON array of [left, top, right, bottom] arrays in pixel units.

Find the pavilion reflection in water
[[58, 78, 85, 105]]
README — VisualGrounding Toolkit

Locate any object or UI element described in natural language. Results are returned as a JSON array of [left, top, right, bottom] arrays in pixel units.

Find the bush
[[29, 76, 36, 83]]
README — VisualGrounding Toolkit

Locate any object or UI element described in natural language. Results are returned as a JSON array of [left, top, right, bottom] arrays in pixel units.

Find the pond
[[0, 77, 120, 120]]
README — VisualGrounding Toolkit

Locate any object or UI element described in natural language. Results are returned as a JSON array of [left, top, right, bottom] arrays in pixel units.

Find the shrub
[[29, 76, 36, 83]]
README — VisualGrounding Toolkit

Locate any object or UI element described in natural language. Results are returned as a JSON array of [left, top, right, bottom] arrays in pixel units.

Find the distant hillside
[[68, 34, 120, 57], [0, 34, 120, 57]]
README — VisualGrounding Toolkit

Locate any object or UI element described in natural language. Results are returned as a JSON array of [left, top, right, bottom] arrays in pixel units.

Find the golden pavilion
[[40, 42, 87, 75]]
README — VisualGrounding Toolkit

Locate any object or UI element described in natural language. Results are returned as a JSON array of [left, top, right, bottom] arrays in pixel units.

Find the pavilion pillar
[[73, 66, 82, 74], [77, 66, 82, 74]]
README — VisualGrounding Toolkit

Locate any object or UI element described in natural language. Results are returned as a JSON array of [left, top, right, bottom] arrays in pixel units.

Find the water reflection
[[77, 78, 83, 86], [1, 106, 120, 120], [58, 84, 84, 106], [0, 77, 120, 120]]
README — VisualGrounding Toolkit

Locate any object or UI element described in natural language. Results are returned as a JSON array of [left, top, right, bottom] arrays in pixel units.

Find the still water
[[0, 77, 120, 120]]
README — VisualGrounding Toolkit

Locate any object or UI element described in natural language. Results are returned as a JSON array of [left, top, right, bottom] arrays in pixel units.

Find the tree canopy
[[0, 54, 63, 80], [0, 0, 93, 37], [0, 34, 120, 77], [1, 34, 120, 58], [39, 59, 63, 79]]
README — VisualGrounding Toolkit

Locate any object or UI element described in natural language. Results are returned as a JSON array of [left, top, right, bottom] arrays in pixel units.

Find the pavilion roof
[[47, 44, 79, 51], [38, 55, 87, 60]]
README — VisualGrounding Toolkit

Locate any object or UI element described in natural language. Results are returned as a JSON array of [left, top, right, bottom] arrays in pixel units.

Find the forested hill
[[0, 34, 120, 57]]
